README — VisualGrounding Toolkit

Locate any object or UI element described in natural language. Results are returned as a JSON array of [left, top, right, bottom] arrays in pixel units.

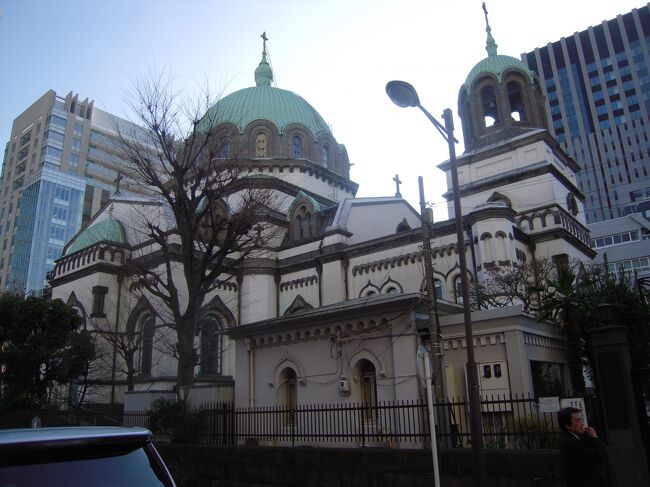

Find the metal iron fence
[[120, 393, 564, 449]]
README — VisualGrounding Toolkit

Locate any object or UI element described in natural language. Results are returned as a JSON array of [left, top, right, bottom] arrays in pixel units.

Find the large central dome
[[203, 47, 332, 139], [205, 86, 332, 139]]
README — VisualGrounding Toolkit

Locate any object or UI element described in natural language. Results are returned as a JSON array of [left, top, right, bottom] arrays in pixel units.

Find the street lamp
[[386, 80, 487, 487]]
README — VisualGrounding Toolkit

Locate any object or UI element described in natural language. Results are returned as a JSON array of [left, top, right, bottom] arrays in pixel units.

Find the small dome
[[464, 54, 534, 88], [65, 217, 127, 255]]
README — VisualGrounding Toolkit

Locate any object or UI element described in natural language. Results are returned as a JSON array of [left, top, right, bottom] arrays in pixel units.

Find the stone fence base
[[156, 444, 567, 487]]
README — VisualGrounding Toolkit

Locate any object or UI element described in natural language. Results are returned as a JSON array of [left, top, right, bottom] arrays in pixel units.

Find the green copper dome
[[203, 44, 332, 139], [463, 4, 534, 88], [464, 54, 534, 88], [65, 217, 127, 255]]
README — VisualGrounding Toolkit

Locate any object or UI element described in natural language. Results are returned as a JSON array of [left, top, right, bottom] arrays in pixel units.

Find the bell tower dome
[[458, 4, 548, 152]]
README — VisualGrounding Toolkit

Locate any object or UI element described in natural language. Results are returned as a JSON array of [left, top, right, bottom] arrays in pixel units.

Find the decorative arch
[[346, 348, 386, 381], [380, 277, 403, 294], [284, 294, 314, 316], [243, 120, 280, 158], [270, 354, 306, 387], [487, 191, 512, 208], [199, 294, 236, 329], [359, 281, 380, 298], [66, 292, 87, 328]]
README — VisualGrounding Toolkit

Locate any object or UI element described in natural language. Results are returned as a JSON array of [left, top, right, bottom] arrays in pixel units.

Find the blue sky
[[0, 0, 643, 219]]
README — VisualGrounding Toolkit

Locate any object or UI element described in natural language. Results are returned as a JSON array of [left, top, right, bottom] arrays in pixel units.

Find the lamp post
[[386, 80, 487, 487]]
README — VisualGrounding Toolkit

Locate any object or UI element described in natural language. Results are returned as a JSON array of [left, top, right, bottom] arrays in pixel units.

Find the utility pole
[[418, 177, 443, 400]]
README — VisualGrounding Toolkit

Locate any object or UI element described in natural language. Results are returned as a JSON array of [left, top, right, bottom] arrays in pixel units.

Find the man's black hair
[[557, 406, 580, 432]]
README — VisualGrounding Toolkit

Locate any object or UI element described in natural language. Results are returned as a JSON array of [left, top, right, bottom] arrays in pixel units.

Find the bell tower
[[458, 4, 548, 152]]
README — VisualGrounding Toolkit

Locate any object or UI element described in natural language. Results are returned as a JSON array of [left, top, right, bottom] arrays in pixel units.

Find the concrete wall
[[156, 444, 567, 487]]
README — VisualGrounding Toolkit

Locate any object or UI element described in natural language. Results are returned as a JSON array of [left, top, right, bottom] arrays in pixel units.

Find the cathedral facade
[[50, 30, 593, 413]]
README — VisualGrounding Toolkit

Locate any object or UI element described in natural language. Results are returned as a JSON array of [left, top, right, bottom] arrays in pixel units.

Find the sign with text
[[538, 396, 560, 413]]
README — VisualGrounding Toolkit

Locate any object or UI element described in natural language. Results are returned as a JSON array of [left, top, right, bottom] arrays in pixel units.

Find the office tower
[[0, 90, 144, 294], [522, 4, 650, 224]]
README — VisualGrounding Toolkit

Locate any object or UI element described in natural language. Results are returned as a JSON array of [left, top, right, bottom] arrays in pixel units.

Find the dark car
[[0, 426, 175, 487]]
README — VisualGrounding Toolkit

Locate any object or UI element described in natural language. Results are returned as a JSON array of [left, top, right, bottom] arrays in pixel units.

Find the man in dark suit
[[557, 407, 607, 487]]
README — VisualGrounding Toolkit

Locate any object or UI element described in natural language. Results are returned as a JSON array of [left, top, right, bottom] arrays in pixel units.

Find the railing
[[119, 394, 564, 449]]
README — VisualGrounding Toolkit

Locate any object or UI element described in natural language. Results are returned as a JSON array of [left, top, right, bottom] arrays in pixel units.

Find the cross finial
[[482, 2, 498, 57], [261, 32, 268, 56], [114, 171, 123, 196], [393, 174, 402, 198]]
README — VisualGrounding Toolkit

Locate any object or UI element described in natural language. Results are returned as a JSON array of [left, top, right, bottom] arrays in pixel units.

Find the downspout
[[110, 272, 123, 406], [317, 240, 324, 306], [274, 262, 281, 318], [236, 273, 243, 324], [342, 258, 349, 301], [246, 339, 255, 407]]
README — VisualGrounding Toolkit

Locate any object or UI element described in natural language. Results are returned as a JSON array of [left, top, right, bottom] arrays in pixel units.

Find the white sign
[[538, 396, 560, 413]]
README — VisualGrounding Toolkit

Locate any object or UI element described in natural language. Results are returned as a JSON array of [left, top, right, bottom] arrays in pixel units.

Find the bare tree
[[88, 306, 169, 395], [116, 72, 277, 388], [476, 259, 560, 313]]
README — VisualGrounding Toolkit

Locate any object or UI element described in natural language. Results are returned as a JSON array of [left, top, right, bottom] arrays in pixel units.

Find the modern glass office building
[[0, 90, 146, 294], [522, 4, 650, 224]]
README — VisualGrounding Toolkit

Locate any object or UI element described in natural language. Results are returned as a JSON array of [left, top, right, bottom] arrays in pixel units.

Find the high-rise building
[[0, 90, 146, 294], [522, 3, 650, 224]]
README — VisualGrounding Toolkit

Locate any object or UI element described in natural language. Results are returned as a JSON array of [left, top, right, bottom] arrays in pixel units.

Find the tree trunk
[[125, 352, 135, 392], [176, 318, 197, 388]]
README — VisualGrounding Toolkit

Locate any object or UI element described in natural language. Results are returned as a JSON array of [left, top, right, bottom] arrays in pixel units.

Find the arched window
[[199, 318, 222, 375], [140, 315, 154, 377], [507, 81, 524, 121], [434, 279, 443, 300], [279, 367, 297, 424], [358, 359, 377, 421], [480, 85, 499, 127], [322, 145, 329, 168], [454, 275, 464, 304], [296, 215, 304, 239], [293, 205, 313, 241], [292, 135, 302, 158], [219, 139, 230, 158], [305, 212, 312, 237], [255, 133, 267, 157]]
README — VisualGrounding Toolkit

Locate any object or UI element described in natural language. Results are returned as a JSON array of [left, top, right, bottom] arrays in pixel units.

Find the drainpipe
[[246, 339, 255, 407], [342, 258, 349, 301], [110, 272, 123, 406], [236, 273, 243, 324]]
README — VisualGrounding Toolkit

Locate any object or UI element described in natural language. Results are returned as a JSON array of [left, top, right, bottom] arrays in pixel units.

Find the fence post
[[291, 406, 295, 447], [359, 404, 366, 447]]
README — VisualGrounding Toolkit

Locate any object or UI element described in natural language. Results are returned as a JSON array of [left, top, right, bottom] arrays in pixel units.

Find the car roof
[[0, 427, 152, 451]]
